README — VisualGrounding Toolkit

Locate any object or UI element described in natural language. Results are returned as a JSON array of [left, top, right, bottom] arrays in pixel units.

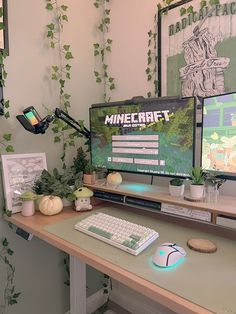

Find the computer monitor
[[90, 96, 196, 179], [201, 91, 236, 180]]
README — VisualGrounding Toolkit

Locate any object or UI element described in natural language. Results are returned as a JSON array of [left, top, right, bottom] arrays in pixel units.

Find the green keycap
[[88, 226, 112, 239], [130, 234, 141, 241]]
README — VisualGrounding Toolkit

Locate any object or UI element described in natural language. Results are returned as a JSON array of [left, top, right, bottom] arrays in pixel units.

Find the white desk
[[8, 204, 236, 314]]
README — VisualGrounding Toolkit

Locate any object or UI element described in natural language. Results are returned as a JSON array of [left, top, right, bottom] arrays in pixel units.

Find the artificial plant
[[45, 0, 88, 169], [93, 0, 115, 102]]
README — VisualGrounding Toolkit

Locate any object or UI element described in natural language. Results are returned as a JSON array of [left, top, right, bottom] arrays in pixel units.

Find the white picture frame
[[1, 153, 47, 213]]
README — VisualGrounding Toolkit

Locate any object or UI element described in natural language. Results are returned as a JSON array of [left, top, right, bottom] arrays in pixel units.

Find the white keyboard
[[74, 212, 159, 255]]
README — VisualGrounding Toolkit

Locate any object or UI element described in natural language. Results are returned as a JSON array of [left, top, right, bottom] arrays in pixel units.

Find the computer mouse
[[152, 242, 186, 268]]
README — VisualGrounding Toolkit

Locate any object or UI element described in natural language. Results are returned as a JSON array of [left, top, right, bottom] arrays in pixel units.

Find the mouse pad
[[44, 206, 236, 314]]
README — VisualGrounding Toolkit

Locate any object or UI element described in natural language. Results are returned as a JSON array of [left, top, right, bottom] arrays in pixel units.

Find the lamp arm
[[54, 108, 90, 139]]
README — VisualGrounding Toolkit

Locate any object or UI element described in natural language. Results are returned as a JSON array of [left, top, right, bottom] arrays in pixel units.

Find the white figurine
[[74, 187, 93, 211]]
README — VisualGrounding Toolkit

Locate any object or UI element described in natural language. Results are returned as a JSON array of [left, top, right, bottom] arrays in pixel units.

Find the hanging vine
[[0, 238, 20, 313], [93, 0, 115, 102], [45, 0, 86, 168], [0, 5, 14, 153], [146, 13, 158, 98]]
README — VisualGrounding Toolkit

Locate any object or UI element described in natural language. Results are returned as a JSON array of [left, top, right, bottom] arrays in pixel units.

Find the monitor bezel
[[89, 96, 197, 179], [200, 91, 236, 181]]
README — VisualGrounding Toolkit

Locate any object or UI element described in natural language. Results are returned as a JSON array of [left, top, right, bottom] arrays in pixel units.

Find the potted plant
[[19, 191, 38, 217], [189, 167, 205, 199], [83, 164, 96, 185], [204, 171, 226, 203], [72, 146, 89, 173], [32, 169, 83, 207], [169, 178, 185, 197]]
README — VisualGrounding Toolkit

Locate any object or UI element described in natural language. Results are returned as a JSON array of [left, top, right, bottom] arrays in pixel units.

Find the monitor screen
[[90, 96, 196, 178], [201, 91, 236, 180]]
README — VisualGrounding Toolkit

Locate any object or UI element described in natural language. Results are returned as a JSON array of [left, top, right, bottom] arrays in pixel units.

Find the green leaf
[[7, 248, 14, 256], [64, 101, 70, 107], [180, 7, 186, 16], [64, 93, 71, 99], [3, 133, 12, 141], [66, 72, 71, 79], [107, 38, 112, 44], [187, 6, 194, 14], [3, 99, 9, 108], [96, 77, 102, 83], [94, 50, 99, 56], [110, 83, 115, 90], [47, 30, 54, 39], [65, 52, 73, 60], [209, 0, 219, 5], [200, 0, 207, 8], [9, 299, 17, 305], [6, 145, 14, 152], [0, 7, 3, 17], [62, 15, 68, 22], [52, 127, 59, 133], [65, 64, 71, 71], [63, 45, 70, 51], [94, 43, 99, 49], [52, 65, 59, 72], [2, 238, 8, 247], [94, 71, 99, 77], [69, 141, 75, 147], [46, 3, 53, 10], [51, 73, 58, 80], [47, 23, 55, 30], [61, 5, 68, 11], [146, 68, 151, 74], [4, 111, 10, 119], [54, 136, 61, 143], [59, 79, 65, 88], [0, 22, 5, 30]]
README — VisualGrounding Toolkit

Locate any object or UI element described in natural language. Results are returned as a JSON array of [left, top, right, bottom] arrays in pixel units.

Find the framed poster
[[1, 153, 47, 213], [158, 0, 235, 98]]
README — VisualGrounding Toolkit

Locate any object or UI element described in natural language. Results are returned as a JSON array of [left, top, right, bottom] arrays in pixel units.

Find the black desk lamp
[[16, 106, 90, 139]]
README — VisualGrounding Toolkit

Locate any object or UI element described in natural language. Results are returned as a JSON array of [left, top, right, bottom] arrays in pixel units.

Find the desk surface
[[8, 205, 236, 314]]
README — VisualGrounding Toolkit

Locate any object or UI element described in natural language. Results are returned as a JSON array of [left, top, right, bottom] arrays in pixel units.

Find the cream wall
[[1, 1, 235, 314], [1, 1, 102, 314]]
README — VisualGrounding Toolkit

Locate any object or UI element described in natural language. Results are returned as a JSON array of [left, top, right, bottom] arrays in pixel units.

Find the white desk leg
[[70, 255, 86, 314]]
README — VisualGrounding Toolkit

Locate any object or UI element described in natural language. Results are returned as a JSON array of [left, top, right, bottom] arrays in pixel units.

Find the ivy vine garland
[[0, 6, 13, 153], [93, 0, 115, 102], [0, 237, 20, 311], [45, 0, 87, 168]]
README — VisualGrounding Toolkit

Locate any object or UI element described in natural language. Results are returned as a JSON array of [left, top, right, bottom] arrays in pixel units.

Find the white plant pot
[[62, 198, 73, 207], [21, 200, 35, 217], [169, 184, 185, 197], [190, 184, 204, 199]]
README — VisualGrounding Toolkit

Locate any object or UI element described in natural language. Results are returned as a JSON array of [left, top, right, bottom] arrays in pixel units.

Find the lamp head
[[16, 106, 53, 134]]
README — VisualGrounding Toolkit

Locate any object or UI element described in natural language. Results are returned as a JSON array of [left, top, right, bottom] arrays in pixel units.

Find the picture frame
[[1, 153, 47, 213], [157, 0, 192, 96], [158, 0, 235, 98], [0, 0, 9, 52]]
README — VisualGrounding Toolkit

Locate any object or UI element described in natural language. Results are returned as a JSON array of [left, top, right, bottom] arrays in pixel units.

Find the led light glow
[[148, 256, 186, 272]]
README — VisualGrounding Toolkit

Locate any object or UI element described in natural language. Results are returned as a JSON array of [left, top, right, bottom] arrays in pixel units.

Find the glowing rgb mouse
[[152, 242, 186, 268]]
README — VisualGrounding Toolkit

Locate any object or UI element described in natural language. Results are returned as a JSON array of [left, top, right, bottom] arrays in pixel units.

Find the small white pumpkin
[[39, 195, 63, 216], [107, 172, 122, 187]]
